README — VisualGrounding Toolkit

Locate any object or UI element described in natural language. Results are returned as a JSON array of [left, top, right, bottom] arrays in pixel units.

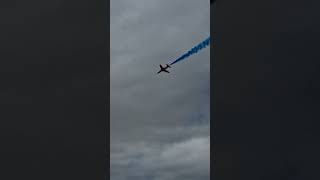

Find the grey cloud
[[111, 0, 210, 179], [111, 137, 210, 180]]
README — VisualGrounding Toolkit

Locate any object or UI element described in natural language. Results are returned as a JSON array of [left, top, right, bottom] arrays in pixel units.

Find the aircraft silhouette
[[157, 64, 171, 74]]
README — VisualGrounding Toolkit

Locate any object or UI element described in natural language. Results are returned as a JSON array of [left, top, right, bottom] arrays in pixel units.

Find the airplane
[[157, 64, 171, 74]]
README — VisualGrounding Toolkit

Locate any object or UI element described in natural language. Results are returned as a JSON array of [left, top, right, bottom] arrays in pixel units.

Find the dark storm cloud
[[111, 0, 210, 179]]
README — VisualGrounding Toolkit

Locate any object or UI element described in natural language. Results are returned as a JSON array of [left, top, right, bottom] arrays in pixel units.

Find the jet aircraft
[[157, 64, 171, 74]]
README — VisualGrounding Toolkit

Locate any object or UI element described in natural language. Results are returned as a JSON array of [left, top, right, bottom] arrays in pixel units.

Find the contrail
[[169, 36, 210, 66]]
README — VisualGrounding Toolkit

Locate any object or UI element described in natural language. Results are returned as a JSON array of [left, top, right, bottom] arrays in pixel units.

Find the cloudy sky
[[110, 0, 210, 179]]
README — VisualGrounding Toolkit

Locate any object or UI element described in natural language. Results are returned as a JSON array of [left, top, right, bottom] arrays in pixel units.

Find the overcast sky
[[110, 0, 210, 179]]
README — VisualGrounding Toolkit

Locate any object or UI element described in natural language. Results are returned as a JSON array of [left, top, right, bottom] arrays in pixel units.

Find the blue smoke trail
[[169, 36, 210, 66]]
